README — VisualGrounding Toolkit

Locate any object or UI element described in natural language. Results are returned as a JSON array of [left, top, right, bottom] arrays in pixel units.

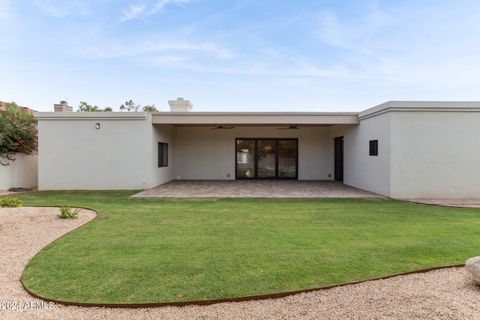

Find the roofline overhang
[[151, 112, 359, 125], [359, 101, 480, 120]]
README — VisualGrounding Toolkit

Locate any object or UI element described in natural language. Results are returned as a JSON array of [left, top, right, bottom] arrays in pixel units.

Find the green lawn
[[17, 191, 480, 304]]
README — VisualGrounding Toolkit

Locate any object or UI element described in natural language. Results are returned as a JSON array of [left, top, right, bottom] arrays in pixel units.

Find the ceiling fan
[[277, 124, 301, 130], [212, 124, 235, 130]]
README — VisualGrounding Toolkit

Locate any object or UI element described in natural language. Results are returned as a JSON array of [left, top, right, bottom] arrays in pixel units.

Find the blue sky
[[1, 0, 480, 112]]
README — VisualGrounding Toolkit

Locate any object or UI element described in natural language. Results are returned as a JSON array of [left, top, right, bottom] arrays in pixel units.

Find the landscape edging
[[19, 205, 466, 309]]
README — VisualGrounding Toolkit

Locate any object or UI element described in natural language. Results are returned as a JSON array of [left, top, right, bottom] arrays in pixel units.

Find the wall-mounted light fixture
[[95, 123, 101, 130]]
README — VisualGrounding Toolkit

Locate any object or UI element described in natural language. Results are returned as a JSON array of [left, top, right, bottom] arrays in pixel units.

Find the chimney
[[54, 100, 72, 112], [168, 97, 192, 112]]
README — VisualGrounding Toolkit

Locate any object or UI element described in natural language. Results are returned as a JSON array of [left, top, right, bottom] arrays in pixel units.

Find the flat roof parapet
[[151, 112, 359, 125], [35, 112, 148, 120], [360, 101, 480, 120]]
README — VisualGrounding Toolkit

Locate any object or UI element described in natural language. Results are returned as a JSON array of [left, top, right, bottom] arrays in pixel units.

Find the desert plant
[[58, 205, 80, 219], [0, 197, 23, 207]]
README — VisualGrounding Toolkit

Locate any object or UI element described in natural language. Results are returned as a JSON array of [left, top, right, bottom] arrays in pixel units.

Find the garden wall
[[0, 154, 38, 190]]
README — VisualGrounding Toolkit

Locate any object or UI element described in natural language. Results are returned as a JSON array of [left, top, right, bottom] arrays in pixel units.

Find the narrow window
[[369, 140, 378, 156], [158, 142, 168, 167]]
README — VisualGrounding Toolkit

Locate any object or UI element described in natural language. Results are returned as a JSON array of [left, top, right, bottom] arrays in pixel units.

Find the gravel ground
[[1, 207, 479, 320]]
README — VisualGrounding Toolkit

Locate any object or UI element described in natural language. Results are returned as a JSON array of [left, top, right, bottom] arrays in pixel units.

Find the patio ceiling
[[151, 112, 359, 125]]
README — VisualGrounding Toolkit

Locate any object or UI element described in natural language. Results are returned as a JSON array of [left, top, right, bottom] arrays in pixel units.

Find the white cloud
[[311, 4, 480, 87], [314, 9, 389, 62], [120, 0, 191, 21], [151, 55, 191, 65], [33, 0, 89, 17], [83, 39, 235, 61], [172, 63, 352, 78], [151, 0, 190, 14], [143, 40, 351, 79], [121, 4, 146, 22]]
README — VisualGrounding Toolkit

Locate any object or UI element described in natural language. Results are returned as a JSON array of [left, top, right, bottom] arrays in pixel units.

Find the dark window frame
[[235, 138, 298, 180], [369, 140, 378, 156], [158, 142, 169, 167], [334, 136, 344, 181]]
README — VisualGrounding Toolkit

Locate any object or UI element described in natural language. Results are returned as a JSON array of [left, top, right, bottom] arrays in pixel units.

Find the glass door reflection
[[257, 140, 276, 178], [236, 139, 256, 178], [278, 140, 297, 178]]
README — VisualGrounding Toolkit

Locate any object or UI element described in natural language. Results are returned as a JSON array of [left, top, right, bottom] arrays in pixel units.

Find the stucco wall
[[38, 116, 153, 190], [0, 154, 38, 190], [172, 126, 336, 180], [35, 103, 480, 197], [338, 114, 391, 196], [390, 111, 480, 198], [149, 124, 175, 186]]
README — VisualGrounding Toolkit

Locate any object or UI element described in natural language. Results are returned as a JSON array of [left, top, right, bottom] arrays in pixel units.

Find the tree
[[0, 102, 38, 165], [120, 100, 140, 112], [143, 104, 157, 112], [78, 101, 113, 112], [77, 101, 99, 112]]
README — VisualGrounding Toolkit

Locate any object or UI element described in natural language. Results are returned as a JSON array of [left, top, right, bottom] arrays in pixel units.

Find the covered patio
[[133, 180, 381, 198], [152, 110, 360, 184]]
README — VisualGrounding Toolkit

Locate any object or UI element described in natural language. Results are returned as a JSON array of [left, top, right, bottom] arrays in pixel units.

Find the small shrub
[[0, 197, 23, 207], [58, 205, 80, 219]]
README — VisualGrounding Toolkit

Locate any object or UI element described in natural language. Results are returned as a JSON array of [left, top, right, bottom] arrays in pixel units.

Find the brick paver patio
[[133, 180, 381, 198]]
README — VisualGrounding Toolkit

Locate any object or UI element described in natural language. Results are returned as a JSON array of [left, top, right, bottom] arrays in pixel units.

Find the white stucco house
[[35, 99, 480, 199]]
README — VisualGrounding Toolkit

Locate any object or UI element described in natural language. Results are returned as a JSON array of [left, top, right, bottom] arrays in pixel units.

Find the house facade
[[35, 99, 480, 199]]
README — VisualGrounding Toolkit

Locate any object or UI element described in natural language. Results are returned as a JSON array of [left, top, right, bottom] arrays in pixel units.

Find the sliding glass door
[[236, 139, 256, 179], [278, 140, 297, 178], [235, 138, 298, 179], [257, 140, 276, 178]]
